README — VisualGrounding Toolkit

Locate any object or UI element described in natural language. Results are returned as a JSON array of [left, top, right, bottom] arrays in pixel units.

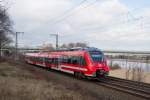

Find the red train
[[25, 47, 110, 79]]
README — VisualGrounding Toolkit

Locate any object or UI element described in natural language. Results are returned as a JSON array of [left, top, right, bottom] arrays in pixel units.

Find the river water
[[107, 59, 150, 72]]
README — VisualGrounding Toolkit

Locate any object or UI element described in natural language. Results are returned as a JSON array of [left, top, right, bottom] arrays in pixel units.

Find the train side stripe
[[60, 65, 88, 71]]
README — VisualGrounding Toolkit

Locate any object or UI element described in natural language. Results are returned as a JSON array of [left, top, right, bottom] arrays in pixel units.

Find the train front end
[[86, 48, 110, 78]]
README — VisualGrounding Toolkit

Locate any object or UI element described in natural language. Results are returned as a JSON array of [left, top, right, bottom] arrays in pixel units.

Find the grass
[[0, 62, 82, 100], [0, 61, 144, 100], [0, 76, 81, 100]]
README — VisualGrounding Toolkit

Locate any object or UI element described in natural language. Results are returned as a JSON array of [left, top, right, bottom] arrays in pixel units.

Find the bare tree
[[0, 2, 13, 59], [75, 42, 87, 48], [60, 44, 67, 48], [68, 43, 76, 48], [60, 42, 88, 48], [40, 43, 54, 51]]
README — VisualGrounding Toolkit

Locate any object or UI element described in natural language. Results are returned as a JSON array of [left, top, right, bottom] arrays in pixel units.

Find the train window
[[49, 58, 52, 63], [89, 51, 104, 63], [45, 58, 52, 64], [36, 57, 39, 62], [62, 56, 68, 64], [37, 57, 40, 62], [35, 57, 37, 62], [35, 57, 44, 62], [51, 58, 54, 64], [45, 58, 48, 63], [55, 58, 58, 65], [35, 57, 38, 62], [71, 56, 80, 65], [41, 58, 44, 62], [58, 57, 63, 64], [61, 56, 82, 65], [80, 56, 87, 66], [67, 57, 72, 64]]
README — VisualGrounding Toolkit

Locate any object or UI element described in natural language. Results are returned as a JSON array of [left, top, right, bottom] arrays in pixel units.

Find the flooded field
[[108, 59, 150, 72]]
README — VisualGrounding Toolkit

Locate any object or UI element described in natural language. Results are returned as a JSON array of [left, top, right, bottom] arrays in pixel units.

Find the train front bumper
[[94, 70, 109, 77]]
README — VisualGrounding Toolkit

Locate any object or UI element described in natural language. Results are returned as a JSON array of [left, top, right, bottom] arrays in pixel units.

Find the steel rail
[[107, 76, 150, 89], [96, 77, 150, 100]]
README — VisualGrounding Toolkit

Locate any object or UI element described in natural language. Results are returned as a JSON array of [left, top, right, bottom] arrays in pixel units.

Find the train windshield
[[89, 51, 104, 63]]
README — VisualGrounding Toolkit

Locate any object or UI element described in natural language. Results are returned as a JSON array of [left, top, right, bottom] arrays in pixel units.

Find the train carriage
[[25, 47, 110, 79]]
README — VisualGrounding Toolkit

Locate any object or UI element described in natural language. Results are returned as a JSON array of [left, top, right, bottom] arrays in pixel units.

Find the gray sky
[[7, 0, 150, 51]]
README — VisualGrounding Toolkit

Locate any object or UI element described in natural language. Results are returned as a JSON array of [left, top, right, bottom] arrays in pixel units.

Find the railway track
[[96, 76, 150, 100]]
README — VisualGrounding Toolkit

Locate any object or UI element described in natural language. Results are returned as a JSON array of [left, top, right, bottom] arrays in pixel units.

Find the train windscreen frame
[[89, 51, 104, 63]]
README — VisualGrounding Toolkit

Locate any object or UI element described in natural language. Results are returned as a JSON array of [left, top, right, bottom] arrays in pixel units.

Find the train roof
[[25, 47, 102, 58], [25, 51, 85, 58], [56, 47, 101, 52], [25, 52, 48, 57]]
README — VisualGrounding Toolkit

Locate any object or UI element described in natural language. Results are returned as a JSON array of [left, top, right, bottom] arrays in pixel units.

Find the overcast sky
[[7, 0, 150, 51]]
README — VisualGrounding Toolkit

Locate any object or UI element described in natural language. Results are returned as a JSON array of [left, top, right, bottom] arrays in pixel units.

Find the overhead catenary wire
[[50, 0, 103, 25], [46, 0, 149, 38], [80, 7, 146, 33], [46, 0, 88, 25], [82, 16, 142, 32], [52, 0, 144, 32]]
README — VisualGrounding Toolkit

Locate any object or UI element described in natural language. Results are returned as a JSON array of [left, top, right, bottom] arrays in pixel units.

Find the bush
[[110, 63, 121, 70]]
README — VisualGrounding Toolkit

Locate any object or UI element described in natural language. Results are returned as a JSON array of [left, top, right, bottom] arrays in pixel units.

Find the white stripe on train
[[52, 65, 93, 76], [60, 65, 88, 71], [29, 61, 93, 76]]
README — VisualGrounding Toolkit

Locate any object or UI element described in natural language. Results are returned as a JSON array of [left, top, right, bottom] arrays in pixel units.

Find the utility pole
[[50, 34, 59, 50], [15, 32, 24, 60]]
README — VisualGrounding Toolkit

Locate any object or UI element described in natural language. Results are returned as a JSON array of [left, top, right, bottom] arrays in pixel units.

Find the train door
[[43, 57, 46, 67], [50, 57, 59, 70], [55, 56, 62, 70], [79, 56, 87, 69], [45, 57, 53, 68]]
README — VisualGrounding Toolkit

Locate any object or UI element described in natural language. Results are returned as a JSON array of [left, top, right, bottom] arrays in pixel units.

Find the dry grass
[[0, 62, 82, 100], [110, 69, 150, 83], [0, 76, 82, 100], [0, 61, 145, 100]]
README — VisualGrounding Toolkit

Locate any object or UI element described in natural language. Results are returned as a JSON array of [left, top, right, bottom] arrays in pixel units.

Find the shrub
[[110, 63, 121, 70]]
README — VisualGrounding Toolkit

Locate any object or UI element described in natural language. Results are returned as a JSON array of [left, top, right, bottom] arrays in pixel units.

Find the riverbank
[[109, 69, 150, 84]]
